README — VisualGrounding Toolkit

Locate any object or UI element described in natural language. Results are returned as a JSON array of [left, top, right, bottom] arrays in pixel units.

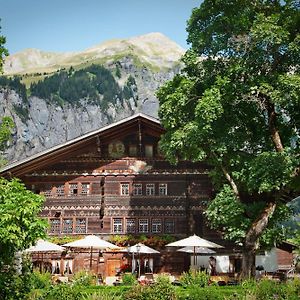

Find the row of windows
[[113, 218, 175, 234], [49, 218, 87, 234], [121, 183, 168, 196], [40, 183, 90, 197]]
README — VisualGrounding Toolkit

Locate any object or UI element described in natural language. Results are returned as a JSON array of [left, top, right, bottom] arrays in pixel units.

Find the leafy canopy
[[0, 178, 47, 265], [157, 0, 300, 249]]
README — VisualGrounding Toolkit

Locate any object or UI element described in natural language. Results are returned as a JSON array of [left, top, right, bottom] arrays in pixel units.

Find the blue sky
[[1, 0, 202, 55]]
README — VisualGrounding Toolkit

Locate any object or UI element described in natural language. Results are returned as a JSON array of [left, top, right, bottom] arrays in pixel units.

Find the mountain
[[4, 32, 184, 76], [0, 33, 184, 163]]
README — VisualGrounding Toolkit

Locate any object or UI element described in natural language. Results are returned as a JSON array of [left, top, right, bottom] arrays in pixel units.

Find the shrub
[[122, 273, 137, 286], [179, 270, 209, 287], [72, 271, 97, 287], [31, 271, 52, 289], [285, 277, 300, 299], [254, 279, 285, 300], [177, 286, 223, 300], [125, 275, 176, 300], [39, 283, 83, 300]]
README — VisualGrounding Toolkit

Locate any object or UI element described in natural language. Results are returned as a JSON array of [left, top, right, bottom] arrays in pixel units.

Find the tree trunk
[[240, 201, 277, 279], [241, 248, 256, 279]]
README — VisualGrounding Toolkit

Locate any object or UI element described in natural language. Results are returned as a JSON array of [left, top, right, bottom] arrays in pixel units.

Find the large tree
[[157, 0, 300, 278]]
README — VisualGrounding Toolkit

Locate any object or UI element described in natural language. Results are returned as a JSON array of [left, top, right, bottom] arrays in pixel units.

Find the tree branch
[[212, 152, 241, 200], [244, 201, 277, 249], [267, 102, 284, 152]]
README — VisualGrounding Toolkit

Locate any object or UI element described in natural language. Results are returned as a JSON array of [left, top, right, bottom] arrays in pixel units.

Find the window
[[126, 219, 136, 233], [49, 219, 60, 234], [159, 183, 168, 195], [145, 145, 153, 157], [152, 219, 162, 233], [129, 145, 137, 156], [146, 184, 155, 196], [165, 219, 175, 233], [56, 184, 65, 197], [121, 183, 130, 195], [113, 218, 123, 233], [62, 219, 73, 234], [43, 186, 52, 197], [69, 183, 78, 196], [139, 219, 149, 233], [75, 218, 86, 233], [133, 183, 142, 196], [81, 183, 90, 195]]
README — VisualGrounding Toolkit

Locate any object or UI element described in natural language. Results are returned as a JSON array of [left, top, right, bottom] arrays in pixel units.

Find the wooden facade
[[1, 113, 216, 241]]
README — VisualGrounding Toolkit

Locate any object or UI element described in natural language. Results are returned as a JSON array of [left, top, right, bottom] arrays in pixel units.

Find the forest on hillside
[[0, 64, 138, 113]]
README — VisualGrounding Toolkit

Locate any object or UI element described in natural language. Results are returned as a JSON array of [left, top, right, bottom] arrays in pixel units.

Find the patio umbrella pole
[[90, 246, 93, 270]]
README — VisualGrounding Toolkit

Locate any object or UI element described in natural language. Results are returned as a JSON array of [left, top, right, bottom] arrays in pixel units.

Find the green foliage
[[179, 270, 210, 288], [0, 116, 14, 152], [37, 283, 83, 300], [125, 275, 176, 300], [254, 280, 291, 300], [157, 0, 300, 269], [115, 64, 121, 78], [122, 273, 137, 286], [205, 185, 293, 247], [0, 178, 47, 267], [109, 234, 176, 248], [13, 103, 30, 123], [177, 286, 224, 300], [0, 76, 27, 101], [30, 64, 124, 108], [29, 270, 52, 290], [72, 271, 97, 287], [0, 22, 8, 73]]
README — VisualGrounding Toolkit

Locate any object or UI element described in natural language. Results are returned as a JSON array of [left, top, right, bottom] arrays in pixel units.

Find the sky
[[1, 0, 202, 55]]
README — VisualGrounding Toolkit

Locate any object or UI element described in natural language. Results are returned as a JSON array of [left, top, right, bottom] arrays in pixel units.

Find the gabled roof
[[0, 113, 162, 176]]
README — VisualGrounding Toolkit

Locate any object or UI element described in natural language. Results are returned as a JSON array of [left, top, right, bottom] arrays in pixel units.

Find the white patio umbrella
[[166, 234, 223, 267], [26, 239, 65, 253], [25, 239, 65, 272], [177, 246, 216, 254], [63, 235, 120, 270], [177, 246, 216, 267], [127, 243, 160, 254], [127, 243, 159, 276]]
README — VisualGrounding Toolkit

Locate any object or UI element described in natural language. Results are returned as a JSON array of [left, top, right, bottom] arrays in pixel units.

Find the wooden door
[[107, 259, 121, 276]]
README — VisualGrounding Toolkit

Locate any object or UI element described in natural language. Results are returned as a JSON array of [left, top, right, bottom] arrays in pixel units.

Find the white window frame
[[49, 218, 60, 234], [152, 219, 162, 233], [81, 183, 90, 195], [139, 219, 149, 233], [113, 218, 123, 233], [159, 183, 168, 195], [133, 183, 142, 196], [126, 219, 136, 233], [62, 219, 73, 234], [56, 184, 65, 197], [75, 218, 87, 233], [146, 183, 155, 196], [121, 183, 130, 196]]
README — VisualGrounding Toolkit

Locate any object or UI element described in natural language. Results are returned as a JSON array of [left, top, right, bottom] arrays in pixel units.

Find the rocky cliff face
[[0, 33, 184, 163]]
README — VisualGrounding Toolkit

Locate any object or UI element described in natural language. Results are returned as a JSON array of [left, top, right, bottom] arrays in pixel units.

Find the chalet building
[[1, 113, 293, 277], [1, 113, 215, 240], [0, 113, 222, 275]]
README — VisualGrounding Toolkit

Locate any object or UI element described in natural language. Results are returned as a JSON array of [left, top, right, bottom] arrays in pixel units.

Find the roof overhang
[[0, 113, 163, 177]]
